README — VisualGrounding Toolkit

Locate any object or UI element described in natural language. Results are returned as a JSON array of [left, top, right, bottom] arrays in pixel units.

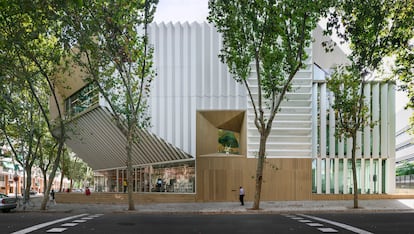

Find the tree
[[66, 155, 92, 191], [326, 0, 414, 208], [208, 0, 333, 209], [37, 135, 58, 195], [0, 0, 73, 210], [0, 78, 48, 202], [218, 130, 239, 153], [395, 36, 414, 133], [326, 65, 369, 208], [396, 161, 414, 176], [63, 0, 158, 210]]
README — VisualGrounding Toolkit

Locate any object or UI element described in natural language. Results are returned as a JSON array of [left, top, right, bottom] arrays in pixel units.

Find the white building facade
[[147, 22, 396, 195], [57, 22, 396, 197]]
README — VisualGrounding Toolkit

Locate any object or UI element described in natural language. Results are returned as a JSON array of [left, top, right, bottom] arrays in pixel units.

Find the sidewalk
[[15, 197, 414, 214]]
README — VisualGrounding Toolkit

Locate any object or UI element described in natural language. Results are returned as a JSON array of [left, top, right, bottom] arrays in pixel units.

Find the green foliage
[[396, 162, 414, 176], [208, 0, 333, 209], [326, 0, 414, 208], [61, 0, 158, 210], [327, 1, 414, 132], [63, 0, 158, 132], [218, 130, 239, 148], [208, 0, 332, 99], [326, 0, 414, 142], [0, 70, 52, 201], [327, 65, 369, 138], [0, 0, 86, 209], [208, 0, 332, 134]]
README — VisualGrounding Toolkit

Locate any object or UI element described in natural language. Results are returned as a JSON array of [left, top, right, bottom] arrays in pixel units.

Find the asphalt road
[[2, 212, 414, 234]]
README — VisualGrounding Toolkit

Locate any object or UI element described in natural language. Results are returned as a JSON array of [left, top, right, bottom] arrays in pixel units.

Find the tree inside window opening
[[218, 129, 239, 154]]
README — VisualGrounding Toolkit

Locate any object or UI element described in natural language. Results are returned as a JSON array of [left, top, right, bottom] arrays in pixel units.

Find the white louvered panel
[[189, 22, 198, 156], [372, 83, 380, 158], [329, 91, 335, 158], [387, 83, 396, 193], [363, 83, 371, 158], [65, 107, 193, 170], [173, 23, 181, 149], [180, 23, 189, 153], [149, 22, 246, 157], [320, 83, 327, 159], [166, 23, 174, 143], [380, 83, 388, 158], [246, 59, 313, 158], [312, 83, 318, 158]]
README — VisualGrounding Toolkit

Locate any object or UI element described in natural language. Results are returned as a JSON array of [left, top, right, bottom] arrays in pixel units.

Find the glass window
[[312, 159, 317, 193], [65, 83, 99, 117], [152, 161, 195, 193], [93, 160, 195, 193]]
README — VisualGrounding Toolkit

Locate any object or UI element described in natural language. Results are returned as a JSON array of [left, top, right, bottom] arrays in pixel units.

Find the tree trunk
[[59, 171, 64, 192], [42, 170, 47, 195], [40, 140, 64, 210], [351, 132, 359, 208], [126, 132, 135, 211], [252, 133, 268, 210], [25, 167, 32, 202], [59, 156, 64, 192]]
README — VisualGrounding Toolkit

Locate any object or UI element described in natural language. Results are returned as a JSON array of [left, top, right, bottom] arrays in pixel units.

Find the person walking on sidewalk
[[50, 189, 56, 205], [239, 186, 245, 206]]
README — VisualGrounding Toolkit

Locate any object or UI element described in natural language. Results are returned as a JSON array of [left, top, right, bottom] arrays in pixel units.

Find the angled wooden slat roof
[[65, 106, 193, 170]]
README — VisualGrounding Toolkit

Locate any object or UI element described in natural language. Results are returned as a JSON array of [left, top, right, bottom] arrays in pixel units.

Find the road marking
[[11, 214, 88, 234], [72, 219, 87, 223], [318, 227, 338, 233], [301, 214, 373, 234], [61, 223, 79, 227], [298, 219, 312, 223], [307, 223, 324, 227], [90, 214, 103, 218], [46, 228, 67, 233]]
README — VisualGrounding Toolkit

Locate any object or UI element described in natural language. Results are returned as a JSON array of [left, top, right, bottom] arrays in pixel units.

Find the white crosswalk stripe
[[307, 223, 324, 227], [301, 214, 373, 234], [44, 214, 104, 233], [283, 214, 338, 232], [72, 219, 88, 223], [46, 228, 67, 233], [318, 227, 339, 233], [61, 223, 79, 227]]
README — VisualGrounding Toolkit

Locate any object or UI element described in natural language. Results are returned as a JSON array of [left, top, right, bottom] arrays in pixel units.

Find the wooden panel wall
[[196, 156, 312, 202]]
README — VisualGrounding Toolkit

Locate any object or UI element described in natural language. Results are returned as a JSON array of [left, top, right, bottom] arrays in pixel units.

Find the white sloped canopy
[[64, 106, 193, 170]]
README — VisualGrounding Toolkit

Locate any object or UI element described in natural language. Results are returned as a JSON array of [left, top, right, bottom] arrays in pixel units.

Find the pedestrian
[[239, 186, 245, 206], [50, 189, 56, 205], [85, 187, 91, 196], [123, 180, 127, 193]]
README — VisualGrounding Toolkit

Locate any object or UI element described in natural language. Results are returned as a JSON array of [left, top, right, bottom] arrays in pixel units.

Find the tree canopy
[[62, 0, 159, 210], [326, 0, 414, 208]]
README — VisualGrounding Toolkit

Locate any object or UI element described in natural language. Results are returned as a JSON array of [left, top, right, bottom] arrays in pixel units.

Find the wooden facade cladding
[[196, 156, 312, 202]]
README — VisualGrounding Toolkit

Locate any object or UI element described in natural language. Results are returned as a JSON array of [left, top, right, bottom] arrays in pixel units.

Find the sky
[[154, 0, 409, 111], [154, 0, 209, 23]]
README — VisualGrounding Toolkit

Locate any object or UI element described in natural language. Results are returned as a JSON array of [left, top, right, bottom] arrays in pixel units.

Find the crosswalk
[[284, 214, 339, 233], [284, 214, 373, 234], [45, 214, 104, 233]]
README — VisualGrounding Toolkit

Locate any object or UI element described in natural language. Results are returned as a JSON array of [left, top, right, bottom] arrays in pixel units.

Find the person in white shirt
[[239, 186, 245, 206]]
